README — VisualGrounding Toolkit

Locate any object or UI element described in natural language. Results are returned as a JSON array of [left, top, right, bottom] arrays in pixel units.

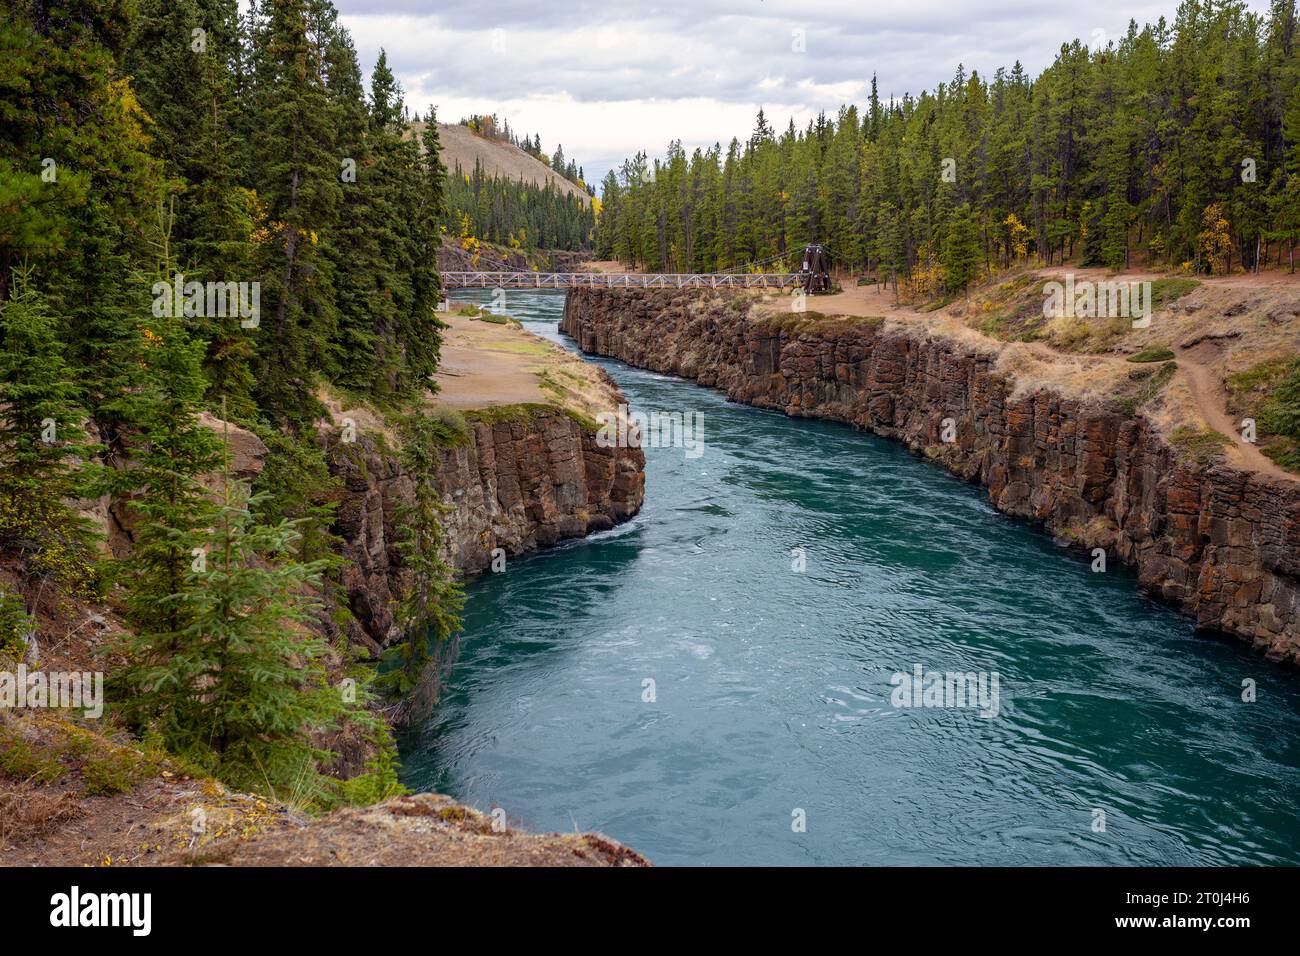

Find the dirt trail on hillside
[[1175, 345, 1296, 481], [754, 273, 1300, 484], [586, 259, 633, 274]]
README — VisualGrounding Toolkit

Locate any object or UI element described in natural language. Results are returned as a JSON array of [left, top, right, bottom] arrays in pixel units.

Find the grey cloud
[[334, 0, 1265, 179], [343, 0, 1182, 106]]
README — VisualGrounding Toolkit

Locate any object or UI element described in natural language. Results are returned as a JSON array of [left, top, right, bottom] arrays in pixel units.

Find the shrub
[[1258, 360, 1300, 470], [1117, 362, 1177, 416], [1150, 277, 1200, 309], [1127, 346, 1176, 363], [0, 726, 64, 784], [1170, 426, 1231, 464], [0, 591, 32, 662]]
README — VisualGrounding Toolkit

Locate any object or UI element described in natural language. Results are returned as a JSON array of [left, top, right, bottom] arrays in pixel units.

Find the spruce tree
[[247, 0, 341, 426], [113, 235, 224, 650], [126, 0, 257, 413], [120, 450, 348, 793], [324, 23, 384, 392], [379, 414, 464, 725], [0, 269, 96, 587], [942, 204, 982, 295]]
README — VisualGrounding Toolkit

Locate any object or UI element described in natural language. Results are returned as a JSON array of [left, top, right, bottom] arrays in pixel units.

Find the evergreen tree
[[126, 0, 258, 413], [0, 269, 96, 587], [0, 271, 85, 498], [598, 1, 1300, 284], [113, 226, 224, 647], [942, 203, 982, 294], [247, 0, 342, 426], [378, 413, 464, 725], [119, 461, 347, 793]]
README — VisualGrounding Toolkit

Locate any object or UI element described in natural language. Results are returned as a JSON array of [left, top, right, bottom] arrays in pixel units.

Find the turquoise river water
[[398, 289, 1300, 866]]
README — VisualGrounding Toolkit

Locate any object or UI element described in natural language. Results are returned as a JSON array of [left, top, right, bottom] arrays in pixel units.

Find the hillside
[[413, 121, 592, 206]]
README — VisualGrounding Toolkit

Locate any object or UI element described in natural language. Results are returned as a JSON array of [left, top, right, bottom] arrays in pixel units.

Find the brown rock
[[324, 405, 645, 653], [561, 287, 1300, 666]]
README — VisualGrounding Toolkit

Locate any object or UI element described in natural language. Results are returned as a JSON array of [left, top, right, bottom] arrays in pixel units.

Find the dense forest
[[597, 0, 1300, 297], [0, 0, 460, 801], [443, 158, 597, 253]]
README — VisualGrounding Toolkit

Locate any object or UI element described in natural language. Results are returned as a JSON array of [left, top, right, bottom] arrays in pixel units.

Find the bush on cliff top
[[1116, 361, 1177, 417], [1258, 360, 1300, 470], [1170, 426, 1231, 465]]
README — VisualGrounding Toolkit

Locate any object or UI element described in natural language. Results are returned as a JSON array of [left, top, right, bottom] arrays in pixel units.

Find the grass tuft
[[1127, 346, 1176, 363], [1170, 426, 1232, 465], [1116, 361, 1177, 417]]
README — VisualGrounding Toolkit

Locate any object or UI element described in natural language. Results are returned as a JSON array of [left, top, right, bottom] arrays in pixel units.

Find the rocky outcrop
[[0, 712, 647, 867], [325, 405, 645, 652], [562, 287, 1300, 664], [178, 793, 649, 867], [86, 414, 270, 559]]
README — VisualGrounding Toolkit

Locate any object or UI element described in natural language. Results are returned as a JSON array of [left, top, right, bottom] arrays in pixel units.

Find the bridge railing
[[442, 271, 802, 290]]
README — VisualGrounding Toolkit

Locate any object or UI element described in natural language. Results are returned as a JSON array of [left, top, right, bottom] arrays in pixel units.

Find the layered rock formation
[[325, 405, 645, 653], [562, 287, 1300, 664]]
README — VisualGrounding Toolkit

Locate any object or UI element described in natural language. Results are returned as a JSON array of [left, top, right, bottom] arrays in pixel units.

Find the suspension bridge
[[441, 271, 802, 290], [441, 247, 828, 291]]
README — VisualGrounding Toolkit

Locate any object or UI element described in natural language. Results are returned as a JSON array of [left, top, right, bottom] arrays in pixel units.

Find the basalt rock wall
[[561, 287, 1300, 664], [326, 404, 644, 653]]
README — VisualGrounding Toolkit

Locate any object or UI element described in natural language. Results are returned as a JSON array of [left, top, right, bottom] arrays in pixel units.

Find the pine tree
[[942, 203, 982, 295], [0, 270, 85, 497], [597, 1, 1300, 283], [0, 268, 96, 587], [126, 0, 257, 413], [113, 224, 225, 648], [247, 0, 342, 425], [407, 110, 449, 385], [324, 23, 383, 392], [0, 0, 166, 438], [378, 413, 464, 725], [119, 458, 347, 794]]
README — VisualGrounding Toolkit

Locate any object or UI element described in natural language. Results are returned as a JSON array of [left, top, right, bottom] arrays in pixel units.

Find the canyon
[[319, 305, 645, 653], [561, 286, 1300, 665]]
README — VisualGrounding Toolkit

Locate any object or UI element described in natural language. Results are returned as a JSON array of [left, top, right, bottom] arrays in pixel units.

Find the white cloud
[[335, 0, 1273, 182]]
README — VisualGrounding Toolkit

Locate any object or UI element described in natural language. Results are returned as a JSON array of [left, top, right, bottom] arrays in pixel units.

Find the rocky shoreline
[[561, 287, 1300, 665]]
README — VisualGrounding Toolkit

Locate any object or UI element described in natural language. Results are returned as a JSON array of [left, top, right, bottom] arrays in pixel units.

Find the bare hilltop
[[411, 120, 593, 206]]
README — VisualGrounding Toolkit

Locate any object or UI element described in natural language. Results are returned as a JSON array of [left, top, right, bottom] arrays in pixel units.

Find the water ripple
[[401, 290, 1300, 867]]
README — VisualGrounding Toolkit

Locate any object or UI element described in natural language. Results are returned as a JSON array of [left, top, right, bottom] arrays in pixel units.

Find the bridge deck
[[442, 271, 801, 290]]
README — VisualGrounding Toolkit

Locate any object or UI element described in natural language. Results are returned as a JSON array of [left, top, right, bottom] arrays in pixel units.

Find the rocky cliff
[[561, 287, 1300, 665], [324, 403, 645, 653]]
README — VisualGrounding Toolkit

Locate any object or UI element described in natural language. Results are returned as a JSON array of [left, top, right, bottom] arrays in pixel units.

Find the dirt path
[[751, 273, 1300, 484], [1175, 345, 1296, 481], [585, 259, 634, 274], [1019, 339, 1296, 480]]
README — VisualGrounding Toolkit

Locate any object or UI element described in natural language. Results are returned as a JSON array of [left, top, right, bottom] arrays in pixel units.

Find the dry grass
[[0, 780, 83, 844], [411, 121, 591, 205]]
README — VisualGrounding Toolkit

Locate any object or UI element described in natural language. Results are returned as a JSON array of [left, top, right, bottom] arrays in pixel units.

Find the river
[[398, 288, 1300, 866]]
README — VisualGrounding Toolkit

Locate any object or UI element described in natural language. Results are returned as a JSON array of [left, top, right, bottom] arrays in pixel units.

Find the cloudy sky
[[335, 0, 1269, 183]]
